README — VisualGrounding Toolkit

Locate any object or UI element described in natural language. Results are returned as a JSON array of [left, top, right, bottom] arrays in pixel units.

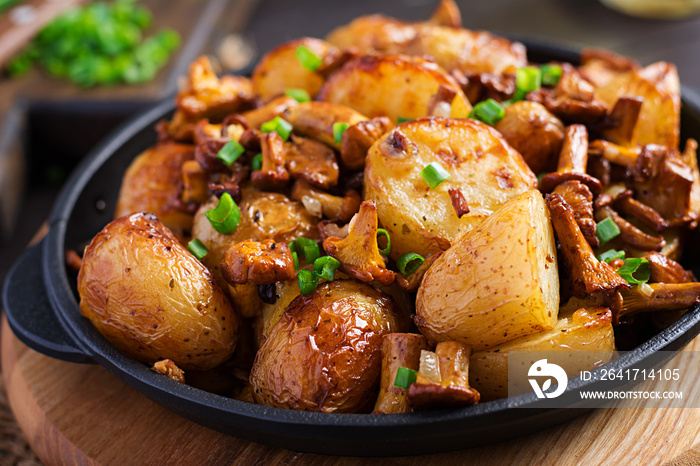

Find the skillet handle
[[2, 240, 91, 363]]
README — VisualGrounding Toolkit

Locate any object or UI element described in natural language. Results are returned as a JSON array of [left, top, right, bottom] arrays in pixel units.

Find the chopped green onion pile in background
[[5, 0, 180, 87]]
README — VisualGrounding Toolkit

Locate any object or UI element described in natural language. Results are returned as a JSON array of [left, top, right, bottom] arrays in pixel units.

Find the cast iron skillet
[[4, 41, 700, 456]]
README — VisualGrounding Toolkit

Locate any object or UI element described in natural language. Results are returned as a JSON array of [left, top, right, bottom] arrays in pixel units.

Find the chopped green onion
[[205, 192, 240, 235], [420, 162, 451, 189], [397, 116, 413, 124], [295, 45, 322, 71], [541, 64, 563, 86], [616, 258, 650, 285], [314, 256, 341, 281], [285, 88, 311, 103], [289, 237, 320, 263], [298, 269, 319, 295], [469, 98, 505, 126], [251, 153, 263, 171], [598, 249, 626, 263], [394, 366, 418, 390], [187, 238, 208, 260], [397, 252, 425, 275], [260, 116, 293, 141], [516, 66, 542, 94], [595, 217, 621, 245], [292, 251, 300, 270], [377, 228, 391, 256], [333, 122, 349, 144], [217, 141, 245, 166]]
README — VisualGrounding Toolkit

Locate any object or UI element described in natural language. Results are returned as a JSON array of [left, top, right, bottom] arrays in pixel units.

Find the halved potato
[[595, 61, 680, 149], [364, 117, 536, 259], [470, 307, 615, 400], [251, 38, 336, 100], [415, 190, 559, 351], [317, 55, 471, 123]]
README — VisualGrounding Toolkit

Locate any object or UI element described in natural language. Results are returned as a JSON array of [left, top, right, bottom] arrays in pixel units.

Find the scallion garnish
[[251, 153, 263, 171], [420, 162, 451, 188], [217, 140, 245, 166], [285, 88, 311, 103], [298, 269, 319, 295], [314, 256, 341, 282], [616, 258, 650, 285], [289, 237, 320, 264], [292, 251, 299, 270], [540, 64, 563, 86], [595, 217, 621, 245], [333, 122, 349, 144], [397, 116, 413, 124], [260, 116, 293, 141], [187, 238, 208, 260], [469, 98, 505, 126], [397, 252, 425, 275], [516, 66, 542, 95], [377, 228, 391, 256], [598, 249, 625, 263], [394, 366, 418, 390], [205, 192, 240, 235], [295, 45, 322, 71]]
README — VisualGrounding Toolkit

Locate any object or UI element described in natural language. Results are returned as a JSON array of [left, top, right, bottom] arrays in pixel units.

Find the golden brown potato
[[317, 55, 471, 124], [364, 117, 537, 259], [326, 16, 526, 75], [595, 61, 680, 149], [494, 101, 565, 174], [415, 190, 559, 351], [114, 142, 195, 237], [251, 38, 337, 100], [470, 307, 615, 400], [77, 213, 238, 371], [255, 279, 302, 348], [249, 280, 405, 412]]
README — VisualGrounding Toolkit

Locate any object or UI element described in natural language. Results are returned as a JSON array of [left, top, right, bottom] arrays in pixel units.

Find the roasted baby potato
[[470, 307, 615, 400], [416, 190, 559, 351], [317, 54, 472, 123], [364, 117, 537, 259], [595, 61, 680, 149], [251, 37, 337, 100], [77, 213, 238, 370], [326, 13, 526, 75], [249, 280, 405, 412], [114, 141, 196, 237], [494, 101, 565, 174]]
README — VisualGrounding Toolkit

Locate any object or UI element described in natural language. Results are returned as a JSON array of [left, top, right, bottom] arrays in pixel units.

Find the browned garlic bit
[[220, 239, 295, 285], [323, 200, 395, 285], [406, 341, 480, 410], [152, 359, 186, 383]]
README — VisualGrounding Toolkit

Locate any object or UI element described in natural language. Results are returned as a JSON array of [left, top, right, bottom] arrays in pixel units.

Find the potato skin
[[317, 54, 471, 123], [114, 141, 195, 236], [364, 117, 536, 259], [494, 101, 565, 175], [250, 280, 405, 412], [77, 212, 238, 370]]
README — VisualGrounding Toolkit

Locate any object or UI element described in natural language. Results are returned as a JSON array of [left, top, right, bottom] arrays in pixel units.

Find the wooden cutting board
[[1, 316, 698, 465]]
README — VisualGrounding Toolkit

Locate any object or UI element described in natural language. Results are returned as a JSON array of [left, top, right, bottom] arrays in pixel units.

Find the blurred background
[[2, 0, 700, 301]]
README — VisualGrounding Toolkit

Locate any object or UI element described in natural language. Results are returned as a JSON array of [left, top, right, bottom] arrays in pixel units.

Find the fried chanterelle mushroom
[[323, 200, 395, 285], [220, 239, 295, 285]]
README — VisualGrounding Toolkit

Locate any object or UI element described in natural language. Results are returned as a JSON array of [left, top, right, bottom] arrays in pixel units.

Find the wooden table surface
[[1, 315, 698, 465]]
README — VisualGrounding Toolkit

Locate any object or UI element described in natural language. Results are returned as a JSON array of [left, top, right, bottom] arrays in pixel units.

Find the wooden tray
[[2, 316, 698, 465]]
